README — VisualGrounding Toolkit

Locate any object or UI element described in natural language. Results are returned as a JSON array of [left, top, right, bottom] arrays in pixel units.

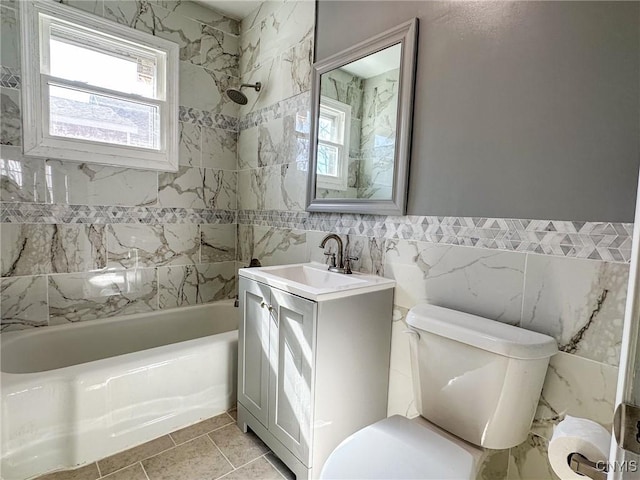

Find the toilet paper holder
[[568, 452, 607, 480]]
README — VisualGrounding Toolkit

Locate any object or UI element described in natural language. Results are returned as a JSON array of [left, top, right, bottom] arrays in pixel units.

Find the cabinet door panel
[[269, 290, 316, 465], [238, 277, 271, 428]]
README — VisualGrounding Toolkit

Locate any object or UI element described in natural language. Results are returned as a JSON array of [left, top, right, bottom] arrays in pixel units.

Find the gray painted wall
[[315, 1, 640, 222]]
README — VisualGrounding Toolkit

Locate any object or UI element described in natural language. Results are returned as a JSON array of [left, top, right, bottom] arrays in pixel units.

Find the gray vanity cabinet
[[238, 277, 315, 463], [237, 275, 393, 479]]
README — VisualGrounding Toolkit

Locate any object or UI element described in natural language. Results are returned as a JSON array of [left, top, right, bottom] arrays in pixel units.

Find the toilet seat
[[319, 416, 485, 480]]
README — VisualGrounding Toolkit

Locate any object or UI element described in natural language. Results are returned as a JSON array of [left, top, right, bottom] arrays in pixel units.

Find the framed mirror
[[306, 19, 418, 215]]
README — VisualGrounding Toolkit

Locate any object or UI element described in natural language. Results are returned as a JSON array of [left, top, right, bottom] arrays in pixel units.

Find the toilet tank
[[406, 304, 557, 450]]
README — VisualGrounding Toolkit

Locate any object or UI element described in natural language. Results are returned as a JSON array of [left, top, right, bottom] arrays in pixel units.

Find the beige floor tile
[[265, 452, 295, 480], [98, 435, 174, 476], [209, 424, 269, 468], [227, 408, 237, 421], [220, 457, 282, 480], [170, 413, 234, 444], [142, 435, 233, 480], [35, 463, 99, 480], [102, 463, 148, 480]]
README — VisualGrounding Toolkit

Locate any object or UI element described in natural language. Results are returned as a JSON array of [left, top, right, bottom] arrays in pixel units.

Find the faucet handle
[[344, 256, 358, 274], [324, 252, 337, 268]]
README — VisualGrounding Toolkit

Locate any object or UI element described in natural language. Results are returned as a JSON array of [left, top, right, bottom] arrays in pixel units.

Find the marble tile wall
[[0, 0, 240, 331], [236, 0, 314, 215]]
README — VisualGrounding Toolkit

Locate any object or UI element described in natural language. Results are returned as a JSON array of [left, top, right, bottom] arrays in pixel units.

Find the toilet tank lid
[[407, 304, 557, 360]]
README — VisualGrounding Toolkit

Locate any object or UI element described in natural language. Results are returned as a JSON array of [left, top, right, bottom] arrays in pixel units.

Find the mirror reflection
[[315, 43, 401, 200]]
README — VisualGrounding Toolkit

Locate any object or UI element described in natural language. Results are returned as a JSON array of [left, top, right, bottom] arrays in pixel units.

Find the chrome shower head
[[225, 82, 262, 105]]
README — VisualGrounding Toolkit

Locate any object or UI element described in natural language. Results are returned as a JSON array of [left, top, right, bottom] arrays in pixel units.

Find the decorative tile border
[[0, 203, 236, 225], [0, 66, 20, 89], [238, 92, 311, 131], [177, 106, 238, 131], [237, 210, 634, 263]]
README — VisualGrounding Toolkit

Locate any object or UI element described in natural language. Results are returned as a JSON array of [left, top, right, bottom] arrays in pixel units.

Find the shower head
[[225, 82, 262, 105]]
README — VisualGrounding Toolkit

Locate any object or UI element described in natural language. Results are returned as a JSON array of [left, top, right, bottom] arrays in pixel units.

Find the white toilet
[[320, 304, 558, 479]]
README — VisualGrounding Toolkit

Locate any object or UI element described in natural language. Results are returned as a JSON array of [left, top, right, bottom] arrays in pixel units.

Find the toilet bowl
[[321, 415, 485, 479], [320, 304, 557, 479]]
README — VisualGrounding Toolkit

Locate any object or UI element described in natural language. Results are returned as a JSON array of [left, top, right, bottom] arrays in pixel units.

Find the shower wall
[[0, 0, 240, 330]]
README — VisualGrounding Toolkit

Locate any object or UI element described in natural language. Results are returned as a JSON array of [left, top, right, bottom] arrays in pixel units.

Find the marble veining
[[280, 161, 307, 212], [531, 352, 617, 440], [1, 223, 106, 277], [258, 115, 298, 167], [48, 267, 158, 324], [180, 62, 239, 117], [384, 240, 526, 324], [158, 166, 207, 209], [179, 121, 201, 167], [45, 160, 158, 207], [1, 147, 46, 203], [158, 261, 235, 309], [201, 224, 236, 262], [106, 224, 200, 269], [201, 25, 239, 77], [202, 127, 237, 171], [204, 169, 237, 210], [103, 1, 204, 66], [0, 275, 49, 331], [237, 225, 306, 266], [157, 0, 240, 35], [507, 433, 559, 480], [521, 255, 628, 365]]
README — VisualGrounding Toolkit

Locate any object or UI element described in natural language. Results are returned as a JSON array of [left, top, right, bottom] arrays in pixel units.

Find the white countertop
[[238, 262, 396, 301]]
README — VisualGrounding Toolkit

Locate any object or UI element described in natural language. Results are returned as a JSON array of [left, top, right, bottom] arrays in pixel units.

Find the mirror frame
[[306, 18, 418, 215]]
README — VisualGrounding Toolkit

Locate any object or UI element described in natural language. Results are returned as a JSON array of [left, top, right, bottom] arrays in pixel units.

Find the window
[[316, 96, 351, 191], [20, 1, 179, 171]]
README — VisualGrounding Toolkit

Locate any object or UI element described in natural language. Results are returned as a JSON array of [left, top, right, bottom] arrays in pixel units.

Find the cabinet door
[[268, 289, 316, 465], [238, 277, 271, 428]]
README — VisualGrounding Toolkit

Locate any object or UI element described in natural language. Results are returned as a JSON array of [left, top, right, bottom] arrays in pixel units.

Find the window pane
[[49, 30, 157, 98], [318, 114, 339, 142], [317, 143, 339, 177], [49, 84, 160, 150]]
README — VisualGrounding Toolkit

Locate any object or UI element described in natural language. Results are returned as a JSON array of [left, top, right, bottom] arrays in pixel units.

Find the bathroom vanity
[[237, 263, 395, 479]]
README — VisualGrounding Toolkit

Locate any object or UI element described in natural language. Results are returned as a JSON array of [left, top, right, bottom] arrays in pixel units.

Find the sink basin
[[265, 265, 367, 289], [238, 262, 396, 301]]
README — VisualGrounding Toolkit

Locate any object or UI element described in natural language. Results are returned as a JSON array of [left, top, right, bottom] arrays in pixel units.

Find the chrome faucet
[[319, 234, 344, 273]]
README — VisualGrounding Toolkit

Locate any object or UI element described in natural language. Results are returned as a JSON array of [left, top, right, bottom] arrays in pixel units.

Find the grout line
[[120, 438, 178, 470], [139, 462, 152, 480], [168, 432, 177, 446], [98, 460, 143, 479], [205, 433, 236, 471], [95, 461, 102, 478]]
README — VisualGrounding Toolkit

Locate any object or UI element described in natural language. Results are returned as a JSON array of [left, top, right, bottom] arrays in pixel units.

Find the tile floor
[[35, 409, 295, 480]]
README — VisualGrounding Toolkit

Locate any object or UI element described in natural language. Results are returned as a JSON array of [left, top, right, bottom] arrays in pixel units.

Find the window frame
[[316, 96, 351, 191], [20, 0, 180, 171]]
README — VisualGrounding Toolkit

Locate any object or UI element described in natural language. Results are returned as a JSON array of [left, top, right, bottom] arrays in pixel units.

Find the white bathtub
[[1, 301, 238, 480]]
